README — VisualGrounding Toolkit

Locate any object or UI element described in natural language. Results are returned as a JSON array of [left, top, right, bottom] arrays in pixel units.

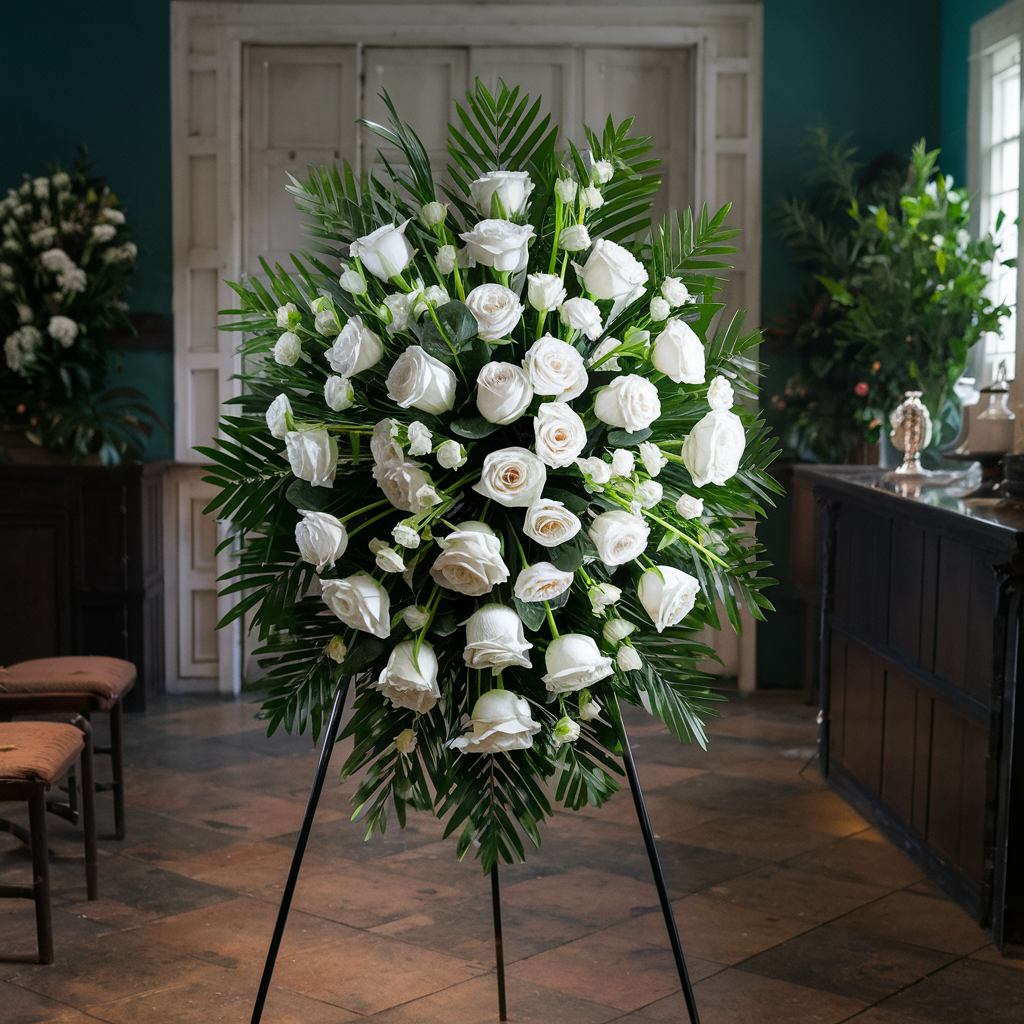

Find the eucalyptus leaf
[[513, 596, 547, 631], [451, 416, 502, 439], [607, 427, 653, 446], [541, 487, 591, 514], [341, 638, 387, 675], [286, 479, 339, 511]]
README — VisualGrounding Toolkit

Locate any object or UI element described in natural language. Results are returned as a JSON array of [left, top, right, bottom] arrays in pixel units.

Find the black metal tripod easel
[[249, 688, 700, 1024]]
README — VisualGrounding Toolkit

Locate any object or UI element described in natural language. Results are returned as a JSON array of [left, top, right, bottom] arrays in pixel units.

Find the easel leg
[[490, 864, 507, 1021], [609, 695, 701, 1024], [251, 685, 347, 1024]]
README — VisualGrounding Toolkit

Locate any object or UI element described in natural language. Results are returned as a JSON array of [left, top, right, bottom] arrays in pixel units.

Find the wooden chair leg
[[27, 786, 53, 965], [109, 699, 126, 841], [71, 717, 98, 901]]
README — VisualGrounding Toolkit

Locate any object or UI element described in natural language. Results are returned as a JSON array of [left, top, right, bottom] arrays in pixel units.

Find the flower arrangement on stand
[[0, 147, 158, 463], [204, 83, 779, 870]]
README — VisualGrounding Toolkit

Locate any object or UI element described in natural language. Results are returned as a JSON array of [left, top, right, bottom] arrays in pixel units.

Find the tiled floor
[[2, 689, 1022, 1023]]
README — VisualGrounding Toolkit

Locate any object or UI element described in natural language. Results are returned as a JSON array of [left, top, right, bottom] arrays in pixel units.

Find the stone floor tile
[[102, 808, 239, 863], [57, 896, 165, 931], [156, 840, 300, 894], [669, 813, 838, 861], [969, 943, 1024, 971], [704, 714, 819, 745], [784, 831, 925, 890], [0, 981, 101, 1023], [0, 902, 113, 962], [717, 755, 823, 786], [774, 788, 872, 837]]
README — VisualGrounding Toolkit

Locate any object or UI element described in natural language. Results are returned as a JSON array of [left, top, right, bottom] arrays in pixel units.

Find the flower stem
[[545, 601, 560, 639], [339, 499, 389, 524], [644, 512, 731, 568], [427, 303, 469, 389]]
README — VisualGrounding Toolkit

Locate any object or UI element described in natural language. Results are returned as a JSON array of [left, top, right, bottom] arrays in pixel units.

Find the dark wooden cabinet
[[0, 462, 165, 711], [796, 466, 1024, 948]]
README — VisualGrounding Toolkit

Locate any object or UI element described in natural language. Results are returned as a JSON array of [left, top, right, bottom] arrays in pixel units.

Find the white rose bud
[[594, 375, 662, 433], [591, 159, 614, 185], [459, 218, 535, 273], [575, 238, 648, 303], [676, 494, 704, 519], [651, 318, 705, 385], [373, 459, 438, 512], [533, 401, 588, 468], [273, 331, 301, 366], [374, 544, 406, 573], [576, 456, 613, 486], [381, 293, 413, 336], [315, 308, 341, 336], [450, 690, 541, 754], [476, 362, 534, 425], [579, 698, 603, 721], [559, 297, 603, 341], [526, 273, 567, 313], [412, 284, 449, 318], [309, 296, 330, 314], [402, 605, 429, 629], [588, 510, 650, 567], [580, 184, 604, 210], [473, 447, 546, 507], [327, 316, 384, 377], [542, 635, 614, 694], [553, 716, 582, 745], [373, 640, 440, 713], [392, 523, 421, 549], [618, 646, 643, 671], [682, 379, 745, 487], [661, 277, 690, 306], [650, 296, 671, 322], [588, 336, 622, 371], [386, 346, 457, 415], [513, 562, 574, 603], [436, 439, 466, 470], [321, 573, 391, 638], [589, 583, 621, 615], [636, 480, 663, 508], [430, 522, 510, 597], [350, 219, 415, 281], [465, 284, 524, 342], [421, 201, 448, 226], [286, 428, 339, 488], [558, 224, 592, 251], [469, 170, 535, 218], [523, 500, 582, 548], [324, 376, 354, 412], [339, 270, 366, 295], [611, 448, 635, 477], [638, 440, 668, 478], [396, 728, 418, 755], [707, 374, 735, 409], [639, 565, 700, 632], [407, 421, 433, 456], [463, 604, 534, 675], [523, 335, 588, 401], [555, 178, 579, 204], [265, 393, 293, 439], [275, 302, 298, 328], [603, 618, 637, 644], [436, 244, 457, 275], [325, 636, 347, 663], [295, 509, 348, 571]]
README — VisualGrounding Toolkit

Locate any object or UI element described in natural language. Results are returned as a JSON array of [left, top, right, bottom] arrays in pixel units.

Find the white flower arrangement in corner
[[204, 81, 780, 870]]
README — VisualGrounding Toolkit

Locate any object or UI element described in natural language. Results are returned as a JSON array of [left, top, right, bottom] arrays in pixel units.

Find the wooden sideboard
[[795, 465, 1024, 948]]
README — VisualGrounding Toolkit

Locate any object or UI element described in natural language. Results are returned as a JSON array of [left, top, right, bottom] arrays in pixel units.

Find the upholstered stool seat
[[0, 720, 97, 963], [0, 656, 135, 839]]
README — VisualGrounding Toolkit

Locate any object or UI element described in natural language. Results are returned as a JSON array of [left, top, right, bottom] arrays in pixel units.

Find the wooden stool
[[0, 719, 97, 963], [0, 657, 135, 840]]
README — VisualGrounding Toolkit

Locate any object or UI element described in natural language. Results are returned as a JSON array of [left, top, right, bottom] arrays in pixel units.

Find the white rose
[[636, 480, 663, 508], [436, 245, 457, 275], [576, 238, 648, 302], [321, 573, 391, 638], [382, 293, 413, 336], [373, 459, 437, 512], [392, 524, 421, 549], [373, 543, 406, 573], [275, 302, 298, 328], [533, 402, 587, 468], [48, 315, 78, 347], [325, 636, 347, 663], [611, 448, 635, 477], [286, 428, 339, 488], [430, 522, 510, 596], [407, 421, 433, 456], [553, 716, 582, 745], [459, 219, 535, 273], [650, 297, 671, 322], [463, 604, 534, 674], [576, 456, 613, 486], [421, 201, 448, 226], [402, 605, 429, 629], [638, 440, 668, 478], [412, 284, 450, 318], [327, 316, 383, 377], [682, 408, 745, 487], [588, 510, 650, 567], [465, 284, 523, 342], [651, 318, 705, 385], [387, 346, 457, 415], [588, 336, 622, 371], [324, 376, 354, 412], [295, 510, 348, 571], [580, 184, 604, 210], [558, 224, 591, 251], [661, 278, 690, 306], [514, 562, 574, 603], [396, 728, 418, 755], [350, 219, 415, 281], [555, 178, 579, 204], [639, 565, 700, 632], [266, 394, 293, 439], [559, 297, 603, 341], [374, 640, 440, 713], [588, 583, 621, 615], [436, 439, 466, 469], [92, 223, 116, 243], [579, 698, 603, 721], [603, 618, 637, 643], [618, 646, 643, 671], [676, 494, 704, 519], [315, 308, 341, 336], [542, 635, 614, 694], [523, 336, 588, 401], [523, 500, 582, 548], [371, 417, 403, 466], [526, 273, 567, 313], [450, 689, 541, 754], [473, 447, 546, 507], [274, 332, 301, 366], [594, 375, 662, 433], [476, 361, 534, 425], [707, 374, 735, 410], [591, 159, 614, 184], [339, 270, 366, 294], [469, 170, 534, 217]]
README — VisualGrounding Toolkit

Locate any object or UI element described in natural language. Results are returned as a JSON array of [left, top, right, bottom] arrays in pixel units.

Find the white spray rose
[[533, 401, 588, 468], [542, 635, 614, 694], [682, 376, 745, 487], [392, 523, 421, 549], [321, 573, 391, 638], [469, 170, 535, 217], [396, 728, 418, 755], [603, 618, 637, 644], [558, 224, 591, 251], [459, 219, 535, 272], [47, 315, 78, 347], [465, 284, 524, 342], [473, 447, 547, 507], [92, 223, 116, 243], [325, 636, 347, 663], [707, 375, 735, 409], [588, 336, 623, 371], [315, 308, 341, 336], [421, 201, 448, 226], [580, 184, 604, 210], [324, 376, 354, 412], [350, 219, 415, 281], [450, 690, 541, 754], [661, 278, 690, 306], [591, 159, 614, 184], [553, 716, 582, 745], [463, 604, 534, 674], [371, 542, 406, 573], [514, 562, 575, 603], [436, 439, 466, 469], [522, 335, 588, 401], [559, 297, 603, 341], [576, 456, 613, 486], [636, 480, 663, 508], [651, 318, 705, 385], [402, 605, 429, 629], [430, 522, 510, 597], [339, 270, 366, 294], [594, 374, 662, 433], [382, 293, 413, 336], [412, 284, 449, 318], [639, 565, 700, 632], [266, 394, 293, 439], [476, 362, 534, 425], [327, 316, 383, 377], [275, 303, 298, 328], [374, 640, 440, 713], [526, 273, 567, 312], [436, 245, 457, 275], [295, 510, 348, 571], [386, 346, 457, 415], [407, 421, 433, 456], [675, 494, 704, 519], [576, 239, 648, 302], [373, 459, 439, 512], [274, 332, 301, 366], [588, 510, 650, 567], [638, 440, 668, 478], [618, 646, 643, 671], [650, 297, 671, 322], [579, 698, 603, 721], [588, 583, 621, 615], [286, 428, 339, 488], [523, 500, 582, 548], [555, 178, 579, 204], [611, 448, 635, 477]]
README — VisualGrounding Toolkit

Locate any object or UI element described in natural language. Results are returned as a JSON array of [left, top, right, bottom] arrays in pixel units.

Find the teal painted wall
[[0, 2, 172, 458]]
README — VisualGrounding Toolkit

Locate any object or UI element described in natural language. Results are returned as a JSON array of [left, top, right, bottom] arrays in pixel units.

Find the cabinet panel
[[934, 536, 973, 689], [888, 519, 924, 662], [840, 641, 884, 795], [881, 669, 918, 822]]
